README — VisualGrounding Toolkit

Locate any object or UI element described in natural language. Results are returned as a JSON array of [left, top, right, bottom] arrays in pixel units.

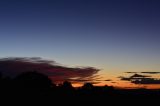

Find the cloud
[[125, 72, 137, 74], [119, 74, 160, 84], [0, 57, 100, 84], [105, 79, 112, 81], [119, 74, 150, 81], [132, 78, 160, 84], [119, 77, 131, 81], [130, 74, 150, 78], [141, 72, 160, 74], [125, 71, 160, 74]]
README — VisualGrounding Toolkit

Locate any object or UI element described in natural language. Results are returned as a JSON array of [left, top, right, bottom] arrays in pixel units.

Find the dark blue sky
[[0, 0, 160, 78]]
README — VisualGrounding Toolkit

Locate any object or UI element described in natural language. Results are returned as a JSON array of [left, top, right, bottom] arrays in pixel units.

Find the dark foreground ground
[[0, 72, 159, 105], [1, 87, 159, 106]]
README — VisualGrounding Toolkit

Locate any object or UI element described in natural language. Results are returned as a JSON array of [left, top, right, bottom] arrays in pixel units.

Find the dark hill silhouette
[[0, 71, 159, 105]]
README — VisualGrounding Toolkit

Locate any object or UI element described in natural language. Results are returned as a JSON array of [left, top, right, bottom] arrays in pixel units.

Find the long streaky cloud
[[141, 72, 160, 74], [125, 72, 160, 74], [0, 57, 100, 84]]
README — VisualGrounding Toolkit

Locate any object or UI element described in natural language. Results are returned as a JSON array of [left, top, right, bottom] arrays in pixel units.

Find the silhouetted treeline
[[0, 71, 159, 105]]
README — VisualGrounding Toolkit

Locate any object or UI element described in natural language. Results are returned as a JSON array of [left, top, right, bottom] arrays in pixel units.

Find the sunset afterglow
[[0, 0, 160, 89]]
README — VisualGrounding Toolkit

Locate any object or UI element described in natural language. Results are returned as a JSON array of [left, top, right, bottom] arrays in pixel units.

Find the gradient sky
[[0, 0, 160, 88]]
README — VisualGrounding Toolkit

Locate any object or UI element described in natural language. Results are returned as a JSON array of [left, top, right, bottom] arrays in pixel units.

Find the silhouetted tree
[[82, 83, 94, 90], [103, 85, 114, 90], [0, 72, 11, 88], [0, 72, 2, 79], [14, 71, 53, 89], [61, 81, 74, 90]]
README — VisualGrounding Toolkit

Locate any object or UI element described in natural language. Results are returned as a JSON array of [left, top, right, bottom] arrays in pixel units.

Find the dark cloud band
[[125, 72, 160, 74], [120, 74, 160, 84], [0, 57, 100, 84]]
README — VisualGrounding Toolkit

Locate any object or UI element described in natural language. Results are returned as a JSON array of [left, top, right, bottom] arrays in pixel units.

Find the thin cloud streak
[[125, 72, 160, 74]]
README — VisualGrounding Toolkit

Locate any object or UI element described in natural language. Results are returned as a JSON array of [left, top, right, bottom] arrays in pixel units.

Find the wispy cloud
[[141, 72, 160, 74], [125, 71, 160, 74], [105, 79, 112, 81], [119, 74, 160, 84], [125, 72, 137, 74], [0, 57, 100, 84]]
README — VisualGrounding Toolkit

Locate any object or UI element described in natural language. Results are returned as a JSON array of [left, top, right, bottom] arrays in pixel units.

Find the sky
[[0, 0, 160, 88]]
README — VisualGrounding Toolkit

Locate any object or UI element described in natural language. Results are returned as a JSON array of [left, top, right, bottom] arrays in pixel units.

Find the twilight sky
[[0, 0, 160, 88]]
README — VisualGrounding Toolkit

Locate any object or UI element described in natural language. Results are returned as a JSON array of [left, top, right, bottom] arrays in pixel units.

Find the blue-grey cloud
[[120, 74, 160, 84]]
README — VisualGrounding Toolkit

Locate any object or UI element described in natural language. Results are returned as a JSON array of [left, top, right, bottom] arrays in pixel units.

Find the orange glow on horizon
[[71, 81, 160, 89]]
